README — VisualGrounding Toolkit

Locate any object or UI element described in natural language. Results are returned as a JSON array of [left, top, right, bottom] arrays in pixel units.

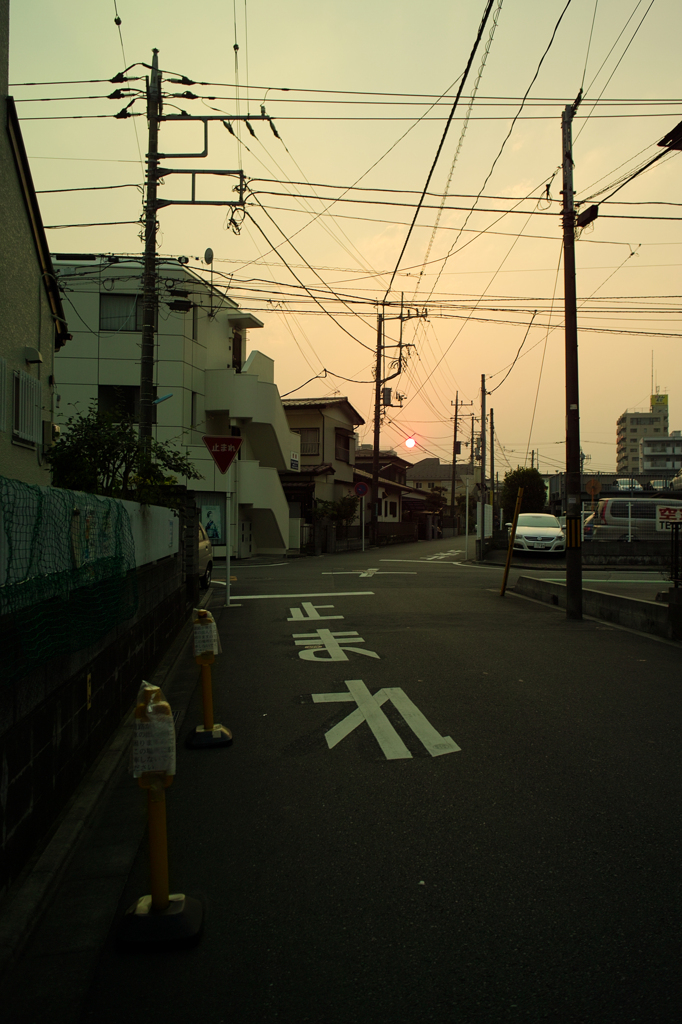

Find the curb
[[0, 590, 210, 980]]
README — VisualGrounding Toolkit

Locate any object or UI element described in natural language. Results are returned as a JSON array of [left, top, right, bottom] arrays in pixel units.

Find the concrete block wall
[[0, 554, 187, 898]]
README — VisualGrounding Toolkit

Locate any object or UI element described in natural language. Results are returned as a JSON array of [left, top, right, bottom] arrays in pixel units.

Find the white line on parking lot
[[231, 591, 375, 601]]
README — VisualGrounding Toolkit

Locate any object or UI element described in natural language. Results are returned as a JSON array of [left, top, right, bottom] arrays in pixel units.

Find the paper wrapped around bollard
[[193, 608, 222, 658], [131, 681, 176, 778]]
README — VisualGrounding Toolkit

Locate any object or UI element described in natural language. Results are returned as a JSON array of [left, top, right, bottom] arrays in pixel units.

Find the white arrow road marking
[[311, 680, 460, 760]]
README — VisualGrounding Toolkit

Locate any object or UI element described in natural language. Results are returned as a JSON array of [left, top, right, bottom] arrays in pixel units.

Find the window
[[389, 501, 397, 518], [415, 482, 423, 489], [99, 293, 158, 332], [428, 482, 435, 489], [232, 329, 243, 371], [294, 427, 319, 456], [335, 429, 351, 463], [98, 384, 157, 423], [13, 370, 42, 444]]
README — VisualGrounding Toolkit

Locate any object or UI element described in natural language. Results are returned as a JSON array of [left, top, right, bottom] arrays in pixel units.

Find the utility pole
[[490, 407, 495, 530], [450, 394, 473, 525], [371, 310, 384, 538], [371, 298, 418, 542], [562, 96, 583, 620], [450, 392, 459, 517], [478, 374, 486, 561], [139, 49, 162, 464]]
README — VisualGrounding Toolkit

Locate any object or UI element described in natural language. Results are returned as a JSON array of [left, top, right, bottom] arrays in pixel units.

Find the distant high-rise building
[[616, 393, 669, 474]]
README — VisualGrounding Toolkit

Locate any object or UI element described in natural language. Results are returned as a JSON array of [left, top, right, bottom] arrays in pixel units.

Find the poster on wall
[[201, 505, 223, 544]]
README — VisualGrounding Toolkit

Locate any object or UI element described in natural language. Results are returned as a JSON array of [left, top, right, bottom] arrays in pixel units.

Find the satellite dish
[[204, 247, 214, 265]]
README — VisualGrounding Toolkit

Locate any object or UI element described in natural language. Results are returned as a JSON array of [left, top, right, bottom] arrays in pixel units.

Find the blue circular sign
[[354, 482, 369, 497]]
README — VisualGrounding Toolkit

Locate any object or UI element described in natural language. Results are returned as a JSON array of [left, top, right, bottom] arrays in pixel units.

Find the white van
[[587, 497, 682, 542]]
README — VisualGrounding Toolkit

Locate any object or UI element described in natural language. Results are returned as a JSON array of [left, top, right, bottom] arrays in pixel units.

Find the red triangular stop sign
[[202, 435, 243, 474]]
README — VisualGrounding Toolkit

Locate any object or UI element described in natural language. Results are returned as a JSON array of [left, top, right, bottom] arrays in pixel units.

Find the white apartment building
[[53, 256, 299, 557], [638, 431, 682, 474]]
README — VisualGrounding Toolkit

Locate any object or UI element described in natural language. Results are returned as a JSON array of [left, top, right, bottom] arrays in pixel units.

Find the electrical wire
[[382, 0, 497, 301]]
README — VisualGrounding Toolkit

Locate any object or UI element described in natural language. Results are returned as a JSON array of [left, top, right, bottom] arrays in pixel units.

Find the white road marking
[[288, 602, 344, 622], [380, 559, 461, 565], [321, 570, 417, 576], [232, 591, 375, 600], [311, 681, 460, 761]]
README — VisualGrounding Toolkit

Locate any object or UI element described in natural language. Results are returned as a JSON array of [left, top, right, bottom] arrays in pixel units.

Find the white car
[[509, 513, 565, 554]]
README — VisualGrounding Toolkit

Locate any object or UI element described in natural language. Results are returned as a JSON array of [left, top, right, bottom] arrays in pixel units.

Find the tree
[[423, 485, 448, 516], [46, 406, 202, 506], [500, 466, 547, 523], [312, 494, 360, 526]]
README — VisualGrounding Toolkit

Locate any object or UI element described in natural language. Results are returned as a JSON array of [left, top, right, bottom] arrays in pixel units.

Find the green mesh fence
[[0, 476, 138, 683]]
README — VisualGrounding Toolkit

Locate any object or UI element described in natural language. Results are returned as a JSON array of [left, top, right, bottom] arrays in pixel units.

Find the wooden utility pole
[[562, 97, 583, 620], [139, 49, 161, 463]]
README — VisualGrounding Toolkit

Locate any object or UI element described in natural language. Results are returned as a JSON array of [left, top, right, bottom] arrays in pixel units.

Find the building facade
[[406, 457, 480, 505], [53, 256, 299, 556], [638, 430, 682, 475], [1, 7, 70, 484], [616, 394, 670, 475], [280, 397, 364, 519]]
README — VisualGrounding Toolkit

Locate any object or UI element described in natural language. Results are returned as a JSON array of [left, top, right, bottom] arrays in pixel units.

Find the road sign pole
[[225, 485, 231, 607], [362, 496, 365, 552]]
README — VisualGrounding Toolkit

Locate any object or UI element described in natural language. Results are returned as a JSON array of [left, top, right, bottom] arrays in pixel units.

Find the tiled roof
[[282, 396, 365, 425]]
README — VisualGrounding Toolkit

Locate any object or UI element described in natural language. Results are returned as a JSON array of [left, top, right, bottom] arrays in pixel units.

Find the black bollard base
[[117, 893, 203, 947], [186, 724, 233, 748]]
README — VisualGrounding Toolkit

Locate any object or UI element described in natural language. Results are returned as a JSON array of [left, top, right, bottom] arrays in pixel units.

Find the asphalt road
[[9, 539, 682, 1023]]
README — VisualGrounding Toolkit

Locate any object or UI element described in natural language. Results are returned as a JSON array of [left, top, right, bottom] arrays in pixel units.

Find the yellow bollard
[[201, 664, 215, 732], [187, 608, 232, 748], [118, 684, 203, 946]]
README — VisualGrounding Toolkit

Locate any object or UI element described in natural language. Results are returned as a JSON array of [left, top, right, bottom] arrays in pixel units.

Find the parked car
[[509, 513, 565, 554], [589, 497, 682, 542], [198, 523, 213, 588], [615, 478, 644, 492]]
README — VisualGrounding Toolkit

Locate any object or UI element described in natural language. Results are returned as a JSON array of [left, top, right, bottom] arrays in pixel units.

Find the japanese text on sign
[[656, 506, 682, 529], [132, 718, 176, 777]]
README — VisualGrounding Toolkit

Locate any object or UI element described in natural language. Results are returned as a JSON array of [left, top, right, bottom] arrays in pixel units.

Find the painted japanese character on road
[[293, 628, 379, 661]]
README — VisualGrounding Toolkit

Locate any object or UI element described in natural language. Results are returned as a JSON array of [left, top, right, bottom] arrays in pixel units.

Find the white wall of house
[[53, 258, 297, 557], [0, 25, 63, 486]]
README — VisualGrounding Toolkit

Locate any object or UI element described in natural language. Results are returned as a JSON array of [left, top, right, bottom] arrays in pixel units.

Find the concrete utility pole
[[371, 310, 384, 536], [139, 49, 162, 462], [450, 393, 459, 516], [449, 394, 473, 519], [478, 374, 486, 561], [562, 96, 583, 620], [371, 299, 418, 541]]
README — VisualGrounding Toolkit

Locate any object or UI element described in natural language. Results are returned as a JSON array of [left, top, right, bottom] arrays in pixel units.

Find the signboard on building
[[656, 506, 682, 530], [651, 394, 669, 408], [290, 450, 299, 471]]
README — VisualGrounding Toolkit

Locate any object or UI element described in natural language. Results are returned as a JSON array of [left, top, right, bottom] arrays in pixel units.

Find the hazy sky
[[8, 0, 681, 475]]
